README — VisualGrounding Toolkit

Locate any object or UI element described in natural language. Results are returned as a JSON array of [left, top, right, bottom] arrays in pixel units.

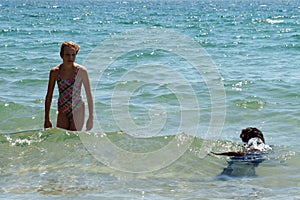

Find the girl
[[44, 41, 93, 131]]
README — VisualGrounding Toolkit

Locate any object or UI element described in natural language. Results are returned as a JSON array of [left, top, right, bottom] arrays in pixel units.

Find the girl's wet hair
[[60, 41, 80, 58]]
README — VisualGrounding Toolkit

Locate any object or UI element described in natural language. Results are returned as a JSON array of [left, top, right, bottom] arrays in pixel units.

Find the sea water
[[0, 0, 299, 199]]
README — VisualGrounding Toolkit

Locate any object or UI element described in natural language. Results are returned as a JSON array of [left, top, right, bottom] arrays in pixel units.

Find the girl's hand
[[44, 119, 52, 129], [86, 116, 93, 131]]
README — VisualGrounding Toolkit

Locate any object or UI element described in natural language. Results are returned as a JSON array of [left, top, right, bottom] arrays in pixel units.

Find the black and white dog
[[213, 127, 272, 177]]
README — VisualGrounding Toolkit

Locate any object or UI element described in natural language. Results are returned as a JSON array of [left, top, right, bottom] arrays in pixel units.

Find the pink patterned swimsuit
[[57, 65, 83, 118]]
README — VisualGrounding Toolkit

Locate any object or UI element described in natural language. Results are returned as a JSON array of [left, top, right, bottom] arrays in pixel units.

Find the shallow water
[[0, 0, 300, 199], [0, 130, 298, 199]]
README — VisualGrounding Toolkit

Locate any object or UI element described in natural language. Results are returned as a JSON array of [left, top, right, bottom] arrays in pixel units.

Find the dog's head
[[240, 127, 265, 144]]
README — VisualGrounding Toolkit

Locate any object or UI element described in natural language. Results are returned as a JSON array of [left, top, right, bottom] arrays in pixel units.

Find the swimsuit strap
[[74, 65, 79, 79], [57, 64, 62, 80]]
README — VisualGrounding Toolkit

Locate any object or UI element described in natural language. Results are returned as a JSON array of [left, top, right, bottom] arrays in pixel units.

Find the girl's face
[[62, 47, 77, 64]]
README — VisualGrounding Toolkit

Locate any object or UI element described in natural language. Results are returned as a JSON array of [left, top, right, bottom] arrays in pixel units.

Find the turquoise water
[[1, 0, 300, 199]]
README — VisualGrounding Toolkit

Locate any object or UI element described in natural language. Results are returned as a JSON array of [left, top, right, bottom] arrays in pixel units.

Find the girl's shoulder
[[75, 64, 87, 71], [75, 64, 89, 77], [50, 65, 60, 72], [49, 65, 61, 79]]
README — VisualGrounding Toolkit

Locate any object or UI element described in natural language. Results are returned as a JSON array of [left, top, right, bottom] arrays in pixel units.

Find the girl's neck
[[61, 63, 75, 70]]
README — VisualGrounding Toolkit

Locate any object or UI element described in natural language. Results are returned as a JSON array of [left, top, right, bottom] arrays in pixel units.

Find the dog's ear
[[240, 128, 251, 143], [240, 127, 265, 143]]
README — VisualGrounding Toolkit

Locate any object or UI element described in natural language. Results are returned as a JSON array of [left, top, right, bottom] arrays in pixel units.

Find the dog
[[213, 127, 272, 177]]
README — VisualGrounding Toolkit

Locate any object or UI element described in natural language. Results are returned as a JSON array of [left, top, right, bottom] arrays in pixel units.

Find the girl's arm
[[81, 67, 94, 131], [44, 68, 57, 129]]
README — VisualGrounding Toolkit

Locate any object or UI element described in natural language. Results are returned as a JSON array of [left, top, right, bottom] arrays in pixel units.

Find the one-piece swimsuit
[[57, 65, 83, 118]]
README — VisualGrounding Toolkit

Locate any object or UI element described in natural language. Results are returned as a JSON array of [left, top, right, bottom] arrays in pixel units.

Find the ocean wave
[[0, 129, 295, 172], [234, 98, 266, 110], [0, 128, 298, 198]]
